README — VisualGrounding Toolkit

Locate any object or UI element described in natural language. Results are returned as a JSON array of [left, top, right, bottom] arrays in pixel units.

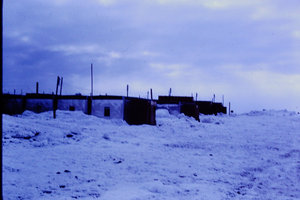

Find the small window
[[104, 107, 110, 117]]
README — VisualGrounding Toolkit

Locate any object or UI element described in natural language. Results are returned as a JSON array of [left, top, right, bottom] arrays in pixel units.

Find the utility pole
[[169, 88, 172, 96], [150, 88, 153, 100]]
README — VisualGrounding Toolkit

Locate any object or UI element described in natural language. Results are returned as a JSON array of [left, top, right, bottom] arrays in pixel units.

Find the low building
[[2, 94, 156, 125]]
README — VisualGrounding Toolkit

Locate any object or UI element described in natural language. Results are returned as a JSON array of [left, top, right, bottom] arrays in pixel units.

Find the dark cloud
[[4, 0, 300, 112]]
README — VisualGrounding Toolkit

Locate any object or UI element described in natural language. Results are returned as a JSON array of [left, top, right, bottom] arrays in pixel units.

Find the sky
[[3, 0, 300, 113]]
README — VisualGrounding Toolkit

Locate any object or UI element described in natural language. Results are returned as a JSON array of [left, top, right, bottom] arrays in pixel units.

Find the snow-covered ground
[[3, 109, 300, 200]]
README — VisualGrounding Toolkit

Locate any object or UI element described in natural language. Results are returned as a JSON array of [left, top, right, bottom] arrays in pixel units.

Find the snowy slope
[[3, 109, 300, 200]]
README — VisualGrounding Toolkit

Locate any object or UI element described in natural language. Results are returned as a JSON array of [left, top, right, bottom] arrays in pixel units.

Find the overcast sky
[[3, 0, 300, 113]]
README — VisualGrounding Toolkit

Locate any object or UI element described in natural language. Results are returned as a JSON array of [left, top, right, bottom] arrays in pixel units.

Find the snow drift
[[3, 110, 300, 199]]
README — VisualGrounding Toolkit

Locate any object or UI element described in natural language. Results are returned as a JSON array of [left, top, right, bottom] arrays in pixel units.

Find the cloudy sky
[[3, 0, 300, 113]]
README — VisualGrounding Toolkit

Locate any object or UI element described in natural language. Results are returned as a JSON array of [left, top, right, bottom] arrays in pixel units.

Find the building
[[2, 94, 156, 125]]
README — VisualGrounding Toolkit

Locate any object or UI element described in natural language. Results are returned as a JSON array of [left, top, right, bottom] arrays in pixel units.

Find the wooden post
[[87, 96, 92, 115], [150, 88, 153, 100], [91, 63, 93, 96], [56, 76, 60, 96], [53, 95, 57, 119], [36, 82, 39, 94], [169, 88, 172, 96], [54, 76, 60, 119], [127, 84, 129, 97], [60, 77, 63, 96]]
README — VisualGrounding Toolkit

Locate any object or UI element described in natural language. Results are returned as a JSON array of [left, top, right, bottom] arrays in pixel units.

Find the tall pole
[[91, 63, 93, 96], [150, 88, 153, 100]]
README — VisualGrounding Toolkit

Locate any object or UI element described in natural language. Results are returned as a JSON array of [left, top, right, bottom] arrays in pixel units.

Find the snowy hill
[[3, 110, 300, 199]]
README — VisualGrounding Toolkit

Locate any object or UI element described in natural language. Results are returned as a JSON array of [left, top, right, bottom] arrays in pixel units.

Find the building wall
[[157, 103, 199, 121], [180, 103, 200, 121], [2, 95, 25, 115], [3, 94, 156, 125], [26, 99, 53, 113], [92, 99, 124, 119], [123, 98, 156, 125], [57, 99, 87, 113], [157, 104, 180, 115]]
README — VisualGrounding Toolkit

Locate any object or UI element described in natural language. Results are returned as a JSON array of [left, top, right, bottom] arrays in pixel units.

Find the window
[[104, 107, 110, 117]]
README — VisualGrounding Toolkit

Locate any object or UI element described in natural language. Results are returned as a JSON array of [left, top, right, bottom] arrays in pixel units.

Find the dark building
[[195, 101, 227, 115], [124, 97, 156, 125]]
